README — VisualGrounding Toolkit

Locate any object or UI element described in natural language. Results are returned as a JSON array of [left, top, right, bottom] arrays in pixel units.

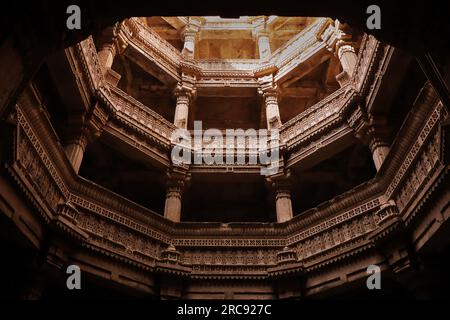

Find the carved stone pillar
[[97, 24, 121, 86], [275, 185, 293, 223], [348, 107, 391, 171], [367, 117, 391, 171], [252, 17, 271, 61], [64, 113, 89, 174], [97, 42, 116, 70], [164, 169, 190, 222], [263, 91, 282, 130], [181, 18, 202, 59], [65, 133, 88, 174], [268, 171, 293, 223], [173, 79, 195, 129], [335, 40, 358, 86], [65, 103, 108, 174], [256, 31, 271, 61], [369, 136, 391, 171], [325, 21, 358, 87], [259, 75, 282, 130], [173, 91, 190, 129]]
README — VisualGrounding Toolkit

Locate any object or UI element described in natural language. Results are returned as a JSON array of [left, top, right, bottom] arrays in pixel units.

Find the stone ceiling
[[144, 16, 319, 59]]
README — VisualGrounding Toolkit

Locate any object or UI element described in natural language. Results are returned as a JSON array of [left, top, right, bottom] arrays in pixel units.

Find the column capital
[[323, 20, 355, 54], [351, 114, 387, 143], [181, 17, 203, 37], [266, 169, 293, 191], [173, 79, 196, 102], [366, 116, 391, 151], [165, 167, 191, 193], [250, 16, 269, 34], [257, 74, 278, 97], [66, 102, 109, 143], [175, 72, 197, 96]]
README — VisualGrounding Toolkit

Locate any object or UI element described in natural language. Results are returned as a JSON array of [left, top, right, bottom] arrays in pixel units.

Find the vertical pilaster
[[335, 40, 358, 85]]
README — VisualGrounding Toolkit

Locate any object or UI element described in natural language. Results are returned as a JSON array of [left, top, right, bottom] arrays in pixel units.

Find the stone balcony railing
[[106, 86, 176, 146], [280, 85, 352, 148]]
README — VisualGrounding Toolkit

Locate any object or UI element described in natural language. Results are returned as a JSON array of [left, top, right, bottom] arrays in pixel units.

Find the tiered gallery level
[[0, 15, 450, 299]]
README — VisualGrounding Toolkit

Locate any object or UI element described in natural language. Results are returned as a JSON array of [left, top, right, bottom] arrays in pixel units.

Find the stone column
[[64, 113, 89, 174], [97, 24, 121, 86], [258, 74, 282, 129], [65, 133, 88, 174], [269, 172, 293, 223], [252, 17, 271, 61], [164, 186, 182, 222], [97, 41, 116, 70], [263, 91, 282, 129], [181, 18, 202, 59], [275, 188, 293, 223], [173, 75, 196, 129], [335, 40, 358, 86], [164, 170, 189, 222], [257, 31, 271, 61], [64, 104, 108, 174], [325, 21, 357, 87], [369, 135, 391, 171], [173, 91, 190, 129], [367, 116, 391, 171]]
